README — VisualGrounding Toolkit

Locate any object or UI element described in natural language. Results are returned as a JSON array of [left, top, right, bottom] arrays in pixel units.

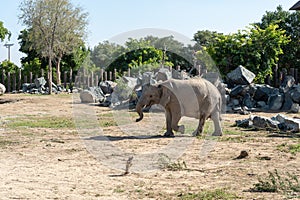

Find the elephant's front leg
[[171, 110, 184, 134], [164, 107, 174, 137]]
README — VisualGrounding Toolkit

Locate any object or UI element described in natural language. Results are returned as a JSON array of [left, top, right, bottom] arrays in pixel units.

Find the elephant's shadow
[[85, 134, 190, 141]]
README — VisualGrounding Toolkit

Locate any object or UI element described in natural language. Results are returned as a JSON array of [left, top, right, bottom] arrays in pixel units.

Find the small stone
[[234, 150, 249, 160], [236, 118, 252, 128], [290, 103, 300, 113]]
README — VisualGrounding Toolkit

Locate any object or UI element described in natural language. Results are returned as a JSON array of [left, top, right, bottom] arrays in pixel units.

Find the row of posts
[[1, 69, 73, 93], [1, 66, 299, 92]]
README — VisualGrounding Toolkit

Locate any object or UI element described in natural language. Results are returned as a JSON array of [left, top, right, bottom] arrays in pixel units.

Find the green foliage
[[158, 154, 187, 171], [130, 63, 160, 75], [256, 5, 300, 70], [244, 24, 290, 82], [179, 189, 239, 200], [251, 169, 300, 197], [277, 143, 300, 155], [19, 0, 88, 91], [92, 36, 194, 74], [8, 116, 75, 129], [0, 21, 11, 42], [193, 30, 223, 47], [0, 60, 19, 73], [90, 41, 124, 68], [22, 57, 42, 76], [0, 139, 19, 148], [203, 24, 289, 82]]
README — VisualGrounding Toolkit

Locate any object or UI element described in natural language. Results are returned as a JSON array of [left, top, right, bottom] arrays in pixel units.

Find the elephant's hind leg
[[211, 111, 222, 136], [164, 107, 174, 137], [193, 114, 205, 136]]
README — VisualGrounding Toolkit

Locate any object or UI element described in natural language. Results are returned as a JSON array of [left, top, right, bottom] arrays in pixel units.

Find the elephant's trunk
[[135, 101, 144, 122]]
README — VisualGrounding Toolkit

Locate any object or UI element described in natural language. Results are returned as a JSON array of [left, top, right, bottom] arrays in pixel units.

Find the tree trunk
[[56, 55, 62, 85], [48, 57, 53, 94]]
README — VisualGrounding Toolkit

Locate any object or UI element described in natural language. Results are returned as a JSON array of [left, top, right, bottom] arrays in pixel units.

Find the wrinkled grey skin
[[136, 78, 222, 137]]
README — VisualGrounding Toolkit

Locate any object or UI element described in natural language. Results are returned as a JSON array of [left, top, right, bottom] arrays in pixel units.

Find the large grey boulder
[[141, 71, 156, 85], [80, 86, 105, 103], [0, 83, 6, 95], [230, 85, 246, 97], [99, 80, 116, 94], [80, 90, 95, 103], [34, 77, 47, 88], [282, 92, 294, 111], [274, 114, 300, 133], [268, 94, 284, 110], [155, 68, 172, 82], [122, 76, 138, 90], [280, 75, 295, 93], [227, 65, 256, 85], [172, 70, 190, 80], [242, 93, 255, 108], [252, 116, 279, 130], [253, 84, 279, 102], [291, 86, 300, 103]]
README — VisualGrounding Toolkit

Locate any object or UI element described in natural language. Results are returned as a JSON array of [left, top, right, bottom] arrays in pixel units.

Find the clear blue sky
[[0, 0, 297, 67]]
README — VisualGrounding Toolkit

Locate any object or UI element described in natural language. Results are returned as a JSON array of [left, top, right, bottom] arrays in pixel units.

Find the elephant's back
[[166, 78, 221, 118]]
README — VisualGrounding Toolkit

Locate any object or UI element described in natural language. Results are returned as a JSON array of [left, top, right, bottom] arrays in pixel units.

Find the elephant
[[135, 77, 222, 137]]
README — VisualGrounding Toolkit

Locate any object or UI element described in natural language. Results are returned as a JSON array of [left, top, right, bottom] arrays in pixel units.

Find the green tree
[[0, 21, 11, 42], [243, 24, 290, 82], [256, 5, 300, 69], [19, 0, 88, 93], [90, 41, 124, 69], [193, 30, 223, 47], [0, 60, 18, 73], [204, 24, 289, 82]]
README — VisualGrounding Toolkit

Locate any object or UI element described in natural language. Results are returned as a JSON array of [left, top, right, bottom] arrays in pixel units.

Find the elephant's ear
[[158, 84, 171, 107]]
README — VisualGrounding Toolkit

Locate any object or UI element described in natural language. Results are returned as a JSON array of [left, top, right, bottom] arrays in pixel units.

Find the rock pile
[[80, 67, 193, 106], [22, 77, 65, 94], [79, 65, 300, 115], [225, 66, 300, 113], [80, 80, 117, 105], [236, 114, 300, 133]]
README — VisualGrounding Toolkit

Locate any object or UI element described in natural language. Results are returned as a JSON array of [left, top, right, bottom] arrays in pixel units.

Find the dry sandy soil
[[0, 93, 299, 199]]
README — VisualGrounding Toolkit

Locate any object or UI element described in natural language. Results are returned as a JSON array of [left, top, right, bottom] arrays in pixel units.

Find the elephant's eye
[[149, 95, 153, 98]]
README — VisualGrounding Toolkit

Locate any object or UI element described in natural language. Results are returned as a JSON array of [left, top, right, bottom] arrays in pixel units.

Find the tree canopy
[[91, 36, 194, 75], [0, 21, 11, 42], [19, 0, 88, 93], [256, 5, 300, 70]]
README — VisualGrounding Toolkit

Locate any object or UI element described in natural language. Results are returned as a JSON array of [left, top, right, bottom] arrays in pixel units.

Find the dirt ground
[[0, 93, 299, 200]]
